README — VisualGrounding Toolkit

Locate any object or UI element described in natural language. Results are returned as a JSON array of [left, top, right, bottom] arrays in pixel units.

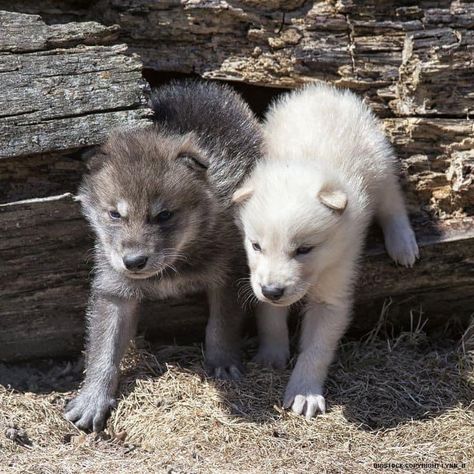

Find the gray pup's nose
[[261, 285, 285, 301], [123, 255, 148, 271]]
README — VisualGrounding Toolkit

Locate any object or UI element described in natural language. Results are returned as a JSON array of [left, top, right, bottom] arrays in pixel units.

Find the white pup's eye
[[295, 245, 313, 256], [252, 242, 261, 252]]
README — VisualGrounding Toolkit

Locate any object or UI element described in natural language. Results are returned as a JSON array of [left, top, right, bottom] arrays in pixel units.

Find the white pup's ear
[[232, 186, 254, 204], [318, 185, 347, 214]]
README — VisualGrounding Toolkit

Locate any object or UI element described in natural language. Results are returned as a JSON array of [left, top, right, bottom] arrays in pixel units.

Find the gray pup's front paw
[[65, 388, 116, 432], [205, 351, 244, 380]]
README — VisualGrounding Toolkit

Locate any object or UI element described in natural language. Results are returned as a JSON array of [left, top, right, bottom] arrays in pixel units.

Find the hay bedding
[[0, 323, 472, 474]]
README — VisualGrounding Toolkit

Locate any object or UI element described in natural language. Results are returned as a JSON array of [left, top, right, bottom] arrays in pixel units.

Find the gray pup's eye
[[109, 210, 121, 219], [295, 245, 314, 256], [154, 210, 174, 223], [252, 242, 261, 252]]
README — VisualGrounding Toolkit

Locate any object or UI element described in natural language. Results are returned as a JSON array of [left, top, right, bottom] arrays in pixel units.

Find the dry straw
[[1, 314, 473, 473]]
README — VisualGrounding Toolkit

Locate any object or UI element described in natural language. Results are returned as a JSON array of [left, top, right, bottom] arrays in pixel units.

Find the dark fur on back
[[150, 80, 261, 205]]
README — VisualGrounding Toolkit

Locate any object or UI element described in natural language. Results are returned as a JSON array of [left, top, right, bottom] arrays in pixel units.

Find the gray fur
[[64, 80, 262, 431]]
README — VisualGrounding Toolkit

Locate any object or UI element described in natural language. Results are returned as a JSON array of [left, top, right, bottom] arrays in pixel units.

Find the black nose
[[261, 285, 285, 301], [123, 255, 148, 271]]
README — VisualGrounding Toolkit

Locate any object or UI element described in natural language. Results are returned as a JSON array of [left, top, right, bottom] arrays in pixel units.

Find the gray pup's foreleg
[[64, 293, 139, 431], [284, 300, 349, 419], [205, 284, 244, 380], [253, 303, 289, 369]]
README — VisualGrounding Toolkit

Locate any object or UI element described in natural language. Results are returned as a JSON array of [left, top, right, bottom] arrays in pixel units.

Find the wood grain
[[1, 194, 472, 361], [0, 5, 472, 361]]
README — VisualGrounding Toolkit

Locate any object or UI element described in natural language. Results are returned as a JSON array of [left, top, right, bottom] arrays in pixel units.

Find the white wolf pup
[[233, 83, 419, 419]]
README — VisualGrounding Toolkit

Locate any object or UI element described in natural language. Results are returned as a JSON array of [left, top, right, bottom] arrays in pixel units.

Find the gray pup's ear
[[318, 185, 347, 214], [177, 132, 209, 172], [177, 151, 208, 171], [232, 186, 254, 204]]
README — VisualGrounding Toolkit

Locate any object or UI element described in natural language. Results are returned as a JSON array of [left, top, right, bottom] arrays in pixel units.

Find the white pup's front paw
[[283, 377, 326, 419], [253, 344, 289, 369], [384, 218, 419, 267]]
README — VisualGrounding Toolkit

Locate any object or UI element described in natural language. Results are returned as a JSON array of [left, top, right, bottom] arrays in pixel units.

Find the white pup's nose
[[261, 284, 285, 301]]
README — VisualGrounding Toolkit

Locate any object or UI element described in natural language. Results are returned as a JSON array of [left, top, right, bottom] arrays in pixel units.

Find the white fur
[[235, 83, 419, 418], [116, 200, 129, 218]]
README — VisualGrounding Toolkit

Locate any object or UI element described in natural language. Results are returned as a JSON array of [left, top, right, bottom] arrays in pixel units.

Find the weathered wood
[[16, 1, 474, 118], [0, 5, 473, 361], [92, 1, 474, 113], [91, 0, 474, 220], [6, 3, 472, 217], [1, 194, 472, 361], [0, 10, 119, 52], [0, 194, 89, 360], [0, 12, 151, 161], [0, 151, 86, 203], [0, 10, 152, 359], [384, 118, 474, 217]]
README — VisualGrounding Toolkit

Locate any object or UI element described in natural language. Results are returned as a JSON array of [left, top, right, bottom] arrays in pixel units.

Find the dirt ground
[[1, 319, 473, 474]]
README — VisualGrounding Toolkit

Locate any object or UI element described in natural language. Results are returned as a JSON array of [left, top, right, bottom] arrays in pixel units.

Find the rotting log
[[0, 5, 473, 361], [0, 10, 151, 202], [1, 194, 473, 361], [0, 10, 150, 360], [90, 0, 474, 220], [6, 1, 473, 216], [91, 1, 474, 114], [0, 195, 89, 360]]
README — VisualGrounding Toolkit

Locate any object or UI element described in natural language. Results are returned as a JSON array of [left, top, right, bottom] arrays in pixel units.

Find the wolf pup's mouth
[[262, 297, 300, 307], [124, 270, 159, 280]]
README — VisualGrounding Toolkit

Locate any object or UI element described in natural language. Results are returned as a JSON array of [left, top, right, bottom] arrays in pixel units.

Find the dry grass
[[1, 319, 473, 474]]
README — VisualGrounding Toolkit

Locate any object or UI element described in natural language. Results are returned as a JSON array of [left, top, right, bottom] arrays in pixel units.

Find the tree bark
[[1, 194, 472, 361], [0, 10, 151, 201], [0, 4, 473, 361]]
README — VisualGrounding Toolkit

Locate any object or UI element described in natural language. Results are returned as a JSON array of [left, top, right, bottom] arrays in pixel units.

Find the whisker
[[241, 288, 258, 311], [236, 276, 251, 285], [161, 248, 189, 262], [237, 285, 253, 302], [167, 264, 179, 275]]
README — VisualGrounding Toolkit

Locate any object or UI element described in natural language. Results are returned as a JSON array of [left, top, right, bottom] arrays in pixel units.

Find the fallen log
[[1, 194, 472, 361], [0, 10, 151, 202], [0, 5, 472, 361], [93, 0, 474, 220], [7, 2, 473, 216], [0, 10, 150, 360]]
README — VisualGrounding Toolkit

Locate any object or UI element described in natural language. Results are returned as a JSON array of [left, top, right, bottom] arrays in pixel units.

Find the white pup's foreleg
[[284, 300, 349, 419], [253, 303, 290, 369], [377, 174, 419, 267]]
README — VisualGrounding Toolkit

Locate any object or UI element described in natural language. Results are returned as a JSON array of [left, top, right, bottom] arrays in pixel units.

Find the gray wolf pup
[[65, 81, 262, 431]]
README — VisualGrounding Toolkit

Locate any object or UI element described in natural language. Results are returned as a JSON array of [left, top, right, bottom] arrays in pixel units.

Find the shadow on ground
[[1, 326, 472, 434], [210, 332, 473, 431], [0, 358, 83, 394], [118, 327, 473, 432]]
